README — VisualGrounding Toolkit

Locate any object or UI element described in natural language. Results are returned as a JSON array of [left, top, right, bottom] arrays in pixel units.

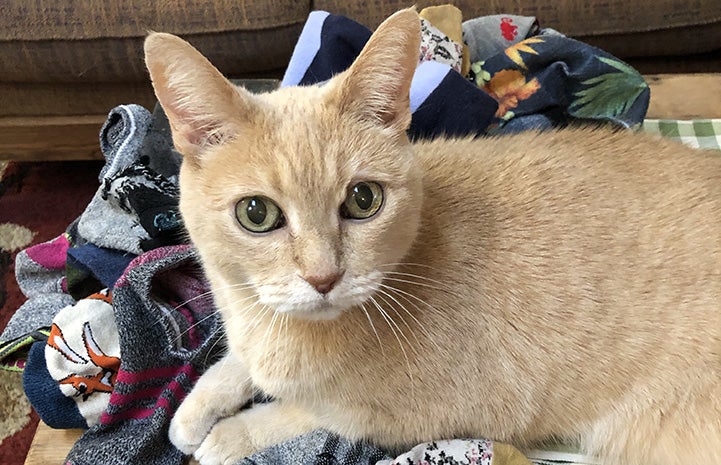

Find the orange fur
[[146, 9, 721, 465]]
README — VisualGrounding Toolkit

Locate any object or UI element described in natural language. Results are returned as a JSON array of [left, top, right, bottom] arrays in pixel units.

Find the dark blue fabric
[[23, 341, 88, 429], [474, 32, 650, 133], [283, 12, 498, 140], [66, 244, 136, 300], [300, 14, 371, 86], [410, 70, 497, 140]]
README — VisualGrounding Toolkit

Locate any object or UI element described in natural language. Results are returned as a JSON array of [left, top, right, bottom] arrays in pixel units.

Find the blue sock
[[65, 244, 136, 300], [23, 341, 88, 429]]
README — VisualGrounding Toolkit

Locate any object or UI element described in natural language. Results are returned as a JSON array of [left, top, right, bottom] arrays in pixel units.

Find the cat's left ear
[[144, 33, 255, 163], [331, 8, 421, 135]]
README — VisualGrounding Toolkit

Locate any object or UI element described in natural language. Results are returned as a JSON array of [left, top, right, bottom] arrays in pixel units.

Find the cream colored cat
[[144, 8, 721, 465]]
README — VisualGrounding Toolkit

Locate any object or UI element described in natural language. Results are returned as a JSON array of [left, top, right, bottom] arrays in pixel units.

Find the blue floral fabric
[[282, 12, 650, 138]]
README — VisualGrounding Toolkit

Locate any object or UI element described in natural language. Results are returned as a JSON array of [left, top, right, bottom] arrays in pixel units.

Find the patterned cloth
[[281, 11, 649, 139], [642, 119, 721, 150]]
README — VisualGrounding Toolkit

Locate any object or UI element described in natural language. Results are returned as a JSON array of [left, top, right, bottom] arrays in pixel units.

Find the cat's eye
[[235, 196, 285, 233], [341, 182, 384, 220]]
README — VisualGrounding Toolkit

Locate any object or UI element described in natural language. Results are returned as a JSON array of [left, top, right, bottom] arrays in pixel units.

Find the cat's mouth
[[258, 272, 382, 321], [272, 295, 355, 321]]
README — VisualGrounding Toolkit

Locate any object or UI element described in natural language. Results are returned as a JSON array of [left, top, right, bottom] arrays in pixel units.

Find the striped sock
[[66, 245, 222, 465]]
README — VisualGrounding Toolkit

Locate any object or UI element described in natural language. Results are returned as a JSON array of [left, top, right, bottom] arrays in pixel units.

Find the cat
[[144, 8, 721, 465]]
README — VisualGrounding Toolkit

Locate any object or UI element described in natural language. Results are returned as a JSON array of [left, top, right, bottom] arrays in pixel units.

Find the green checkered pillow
[[643, 119, 721, 150]]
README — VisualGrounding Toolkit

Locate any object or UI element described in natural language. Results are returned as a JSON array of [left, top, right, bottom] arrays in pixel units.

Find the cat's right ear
[[144, 33, 253, 163], [332, 8, 421, 136]]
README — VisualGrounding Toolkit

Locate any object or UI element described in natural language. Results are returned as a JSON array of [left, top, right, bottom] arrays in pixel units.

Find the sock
[[98, 105, 153, 182], [237, 430, 391, 465], [1, 235, 75, 343], [65, 245, 222, 465], [0, 328, 49, 371], [23, 341, 88, 429], [15, 234, 69, 298], [281, 12, 498, 140], [44, 290, 119, 427], [77, 105, 182, 255], [419, 4, 469, 75], [462, 15, 540, 64], [65, 244, 136, 300]]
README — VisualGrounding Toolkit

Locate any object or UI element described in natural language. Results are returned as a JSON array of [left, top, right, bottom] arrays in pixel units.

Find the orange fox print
[[48, 321, 121, 401]]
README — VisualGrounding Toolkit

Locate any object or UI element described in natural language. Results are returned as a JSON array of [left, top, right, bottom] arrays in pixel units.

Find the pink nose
[[303, 272, 343, 295]]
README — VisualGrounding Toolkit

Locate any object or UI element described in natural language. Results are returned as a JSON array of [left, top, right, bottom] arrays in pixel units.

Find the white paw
[[168, 401, 219, 455], [194, 414, 257, 465]]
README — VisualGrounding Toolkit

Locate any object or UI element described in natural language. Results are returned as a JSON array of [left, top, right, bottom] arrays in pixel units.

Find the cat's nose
[[303, 271, 344, 295]]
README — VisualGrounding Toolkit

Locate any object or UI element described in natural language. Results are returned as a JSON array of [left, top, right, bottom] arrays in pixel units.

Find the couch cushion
[[314, 0, 721, 59], [0, 0, 308, 82], [0, 82, 157, 118]]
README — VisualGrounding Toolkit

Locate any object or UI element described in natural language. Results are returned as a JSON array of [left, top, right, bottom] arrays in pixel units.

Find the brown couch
[[2, 0, 720, 161]]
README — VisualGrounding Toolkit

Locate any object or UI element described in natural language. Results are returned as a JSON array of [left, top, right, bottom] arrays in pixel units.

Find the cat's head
[[145, 9, 423, 321]]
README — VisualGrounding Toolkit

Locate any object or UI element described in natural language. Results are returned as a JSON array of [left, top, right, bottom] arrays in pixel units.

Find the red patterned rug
[[0, 160, 101, 465]]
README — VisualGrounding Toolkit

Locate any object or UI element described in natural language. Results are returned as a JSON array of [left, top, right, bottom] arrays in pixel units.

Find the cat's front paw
[[193, 414, 257, 465], [168, 401, 219, 455]]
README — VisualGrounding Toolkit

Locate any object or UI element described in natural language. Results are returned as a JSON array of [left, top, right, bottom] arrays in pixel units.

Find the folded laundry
[[280, 10, 499, 140]]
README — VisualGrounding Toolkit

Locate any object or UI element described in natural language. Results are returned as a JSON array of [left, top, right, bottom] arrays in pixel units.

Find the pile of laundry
[[0, 5, 646, 465]]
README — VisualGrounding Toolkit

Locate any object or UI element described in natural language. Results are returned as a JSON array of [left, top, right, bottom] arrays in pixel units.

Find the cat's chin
[[272, 296, 363, 321]]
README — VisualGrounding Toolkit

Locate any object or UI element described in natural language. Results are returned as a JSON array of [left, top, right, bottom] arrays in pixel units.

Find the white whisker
[[380, 271, 450, 290], [374, 291, 420, 354], [360, 301, 385, 356], [171, 293, 259, 345], [171, 281, 255, 311], [377, 284, 445, 354], [381, 276, 447, 292], [378, 283, 445, 317], [368, 295, 415, 394], [378, 262, 435, 270]]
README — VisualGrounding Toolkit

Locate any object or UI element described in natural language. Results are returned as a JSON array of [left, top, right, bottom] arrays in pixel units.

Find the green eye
[[341, 181, 384, 220], [235, 196, 285, 233]]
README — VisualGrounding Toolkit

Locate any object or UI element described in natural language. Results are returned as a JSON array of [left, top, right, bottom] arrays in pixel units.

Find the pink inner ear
[[168, 102, 223, 148]]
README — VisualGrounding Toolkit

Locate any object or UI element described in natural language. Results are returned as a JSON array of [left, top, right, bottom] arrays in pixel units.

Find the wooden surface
[[0, 115, 105, 161], [1, 74, 719, 162], [23, 422, 82, 465], [645, 73, 721, 119]]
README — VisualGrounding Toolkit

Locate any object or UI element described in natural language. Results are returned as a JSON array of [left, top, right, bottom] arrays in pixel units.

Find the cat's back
[[416, 126, 721, 209], [414, 127, 721, 246], [411, 126, 721, 338]]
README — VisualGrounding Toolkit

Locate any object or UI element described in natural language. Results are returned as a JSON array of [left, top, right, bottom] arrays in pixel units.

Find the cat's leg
[[583, 382, 721, 465], [169, 352, 254, 454], [193, 401, 317, 465]]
